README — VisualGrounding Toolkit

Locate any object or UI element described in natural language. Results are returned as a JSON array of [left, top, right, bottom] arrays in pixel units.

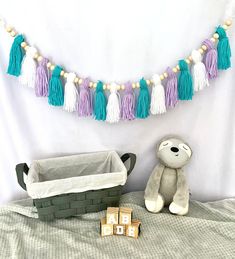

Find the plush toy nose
[[171, 147, 179, 153]]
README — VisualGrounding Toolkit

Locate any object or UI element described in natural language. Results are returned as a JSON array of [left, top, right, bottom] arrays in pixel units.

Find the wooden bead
[[160, 75, 164, 81], [50, 65, 55, 71], [107, 84, 110, 90], [136, 82, 140, 88], [202, 45, 207, 51], [173, 67, 178, 73], [74, 77, 79, 83], [198, 48, 204, 54], [21, 42, 27, 48], [34, 53, 39, 59], [121, 84, 125, 90], [188, 55, 193, 61], [223, 24, 228, 30], [64, 72, 68, 78], [176, 65, 180, 71], [89, 82, 93, 88], [37, 56, 43, 62], [25, 45, 29, 51], [60, 70, 65, 77], [6, 26, 12, 33], [116, 85, 121, 91], [226, 20, 232, 26], [163, 72, 168, 78], [186, 59, 190, 64], [103, 84, 106, 90], [211, 37, 216, 43], [47, 62, 52, 68], [78, 78, 83, 85], [213, 33, 219, 39], [132, 83, 136, 89], [10, 30, 16, 37], [93, 82, 97, 88], [146, 79, 151, 85], [104, 84, 108, 89]]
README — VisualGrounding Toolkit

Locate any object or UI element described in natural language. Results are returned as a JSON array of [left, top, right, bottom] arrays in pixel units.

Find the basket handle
[[15, 163, 29, 191], [121, 153, 136, 176]]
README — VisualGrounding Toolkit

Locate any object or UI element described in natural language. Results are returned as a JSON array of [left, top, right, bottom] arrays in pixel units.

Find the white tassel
[[106, 83, 120, 123], [191, 50, 209, 92], [19, 46, 37, 88], [63, 73, 79, 112], [150, 74, 166, 115]]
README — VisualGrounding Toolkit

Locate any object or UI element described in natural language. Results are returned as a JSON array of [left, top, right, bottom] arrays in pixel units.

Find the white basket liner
[[26, 151, 127, 199]]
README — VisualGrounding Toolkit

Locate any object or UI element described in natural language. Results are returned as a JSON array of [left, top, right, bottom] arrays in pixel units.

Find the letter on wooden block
[[119, 207, 133, 225], [100, 218, 113, 237], [114, 224, 126, 236], [107, 207, 119, 224], [126, 220, 141, 239]]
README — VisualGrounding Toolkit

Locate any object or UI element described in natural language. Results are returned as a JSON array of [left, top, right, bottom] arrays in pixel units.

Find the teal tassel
[[216, 26, 231, 70], [7, 34, 25, 76], [178, 60, 193, 100], [48, 66, 64, 106], [94, 81, 107, 121], [136, 78, 150, 119]]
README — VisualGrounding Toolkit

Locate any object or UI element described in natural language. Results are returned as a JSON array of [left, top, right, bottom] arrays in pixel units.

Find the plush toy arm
[[144, 163, 165, 201], [169, 168, 189, 215]]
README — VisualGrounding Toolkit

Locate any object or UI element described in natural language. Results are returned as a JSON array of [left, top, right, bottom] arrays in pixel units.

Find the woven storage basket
[[16, 151, 136, 221]]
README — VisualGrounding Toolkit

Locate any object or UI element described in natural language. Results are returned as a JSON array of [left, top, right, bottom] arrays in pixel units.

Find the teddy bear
[[144, 136, 192, 216]]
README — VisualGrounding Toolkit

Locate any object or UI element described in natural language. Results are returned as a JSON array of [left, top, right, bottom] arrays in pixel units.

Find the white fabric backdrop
[[0, 0, 235, 204]]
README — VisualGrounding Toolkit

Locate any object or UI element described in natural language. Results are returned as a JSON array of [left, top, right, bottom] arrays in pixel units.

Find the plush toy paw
[[169, 202, 189, 216], [145, 194, 164, 213]]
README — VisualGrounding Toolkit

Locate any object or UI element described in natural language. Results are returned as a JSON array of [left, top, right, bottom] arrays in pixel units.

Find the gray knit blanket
[[0, 192, 235, 259]]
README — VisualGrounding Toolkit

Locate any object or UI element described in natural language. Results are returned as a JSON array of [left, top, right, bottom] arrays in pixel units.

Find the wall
[[0, 0, 235, 204]]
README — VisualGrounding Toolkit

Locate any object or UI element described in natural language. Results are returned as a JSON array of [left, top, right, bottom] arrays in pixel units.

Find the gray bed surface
[[0, 191, 235, 259]]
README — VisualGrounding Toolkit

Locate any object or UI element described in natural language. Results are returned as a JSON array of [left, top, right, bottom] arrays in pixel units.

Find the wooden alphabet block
[[119, 207, 133, 225], [126, 220, 141, 239], [100, 218, 113, 237], [106, 207, 119, 224], [113, 224, 126, 236]]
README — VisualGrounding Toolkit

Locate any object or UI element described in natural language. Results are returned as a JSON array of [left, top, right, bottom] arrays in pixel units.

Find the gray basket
[[16, 152, 136, 221]]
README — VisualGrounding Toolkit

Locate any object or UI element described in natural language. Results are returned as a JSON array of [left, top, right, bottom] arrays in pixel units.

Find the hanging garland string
[[0, 16, 233, 123]]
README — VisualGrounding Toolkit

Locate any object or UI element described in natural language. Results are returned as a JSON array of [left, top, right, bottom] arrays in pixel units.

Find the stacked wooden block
[[100, 207, 141, 239]]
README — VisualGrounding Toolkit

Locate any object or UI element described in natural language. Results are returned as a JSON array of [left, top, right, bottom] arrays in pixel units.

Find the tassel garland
[[202, 39, 218, 79], [3, 17, 233, 123], [165, 67, 178, 109], [178, 60, 193, 100], [48, 66, 64, 106], [191, 50, 209, 92], [7, 34, 25, 76], [216, 26, 231, 70], [78, 78, 92, 117], [63, 72, 78, 112], [94, 81, 107, 121], [150, 74, 166, 115], [121, 82, 135, 121], [136, 78, 150, 119], [35, 58, 49, 97], [19, 46, 37, 88]]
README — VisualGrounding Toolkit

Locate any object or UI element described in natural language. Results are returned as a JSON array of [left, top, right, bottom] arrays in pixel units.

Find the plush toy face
[[157, 137, 192, 169]]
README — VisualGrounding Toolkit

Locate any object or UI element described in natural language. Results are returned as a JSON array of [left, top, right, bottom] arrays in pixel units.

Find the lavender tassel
[[35, 58, 49, 97], [121, 82, 135, 121], [202, 39, 218, 79], [78, 78, 92, 117], [165, 67, 178, 109]]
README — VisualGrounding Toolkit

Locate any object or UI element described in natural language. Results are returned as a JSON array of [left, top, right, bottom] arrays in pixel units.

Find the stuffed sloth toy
[[144, 136, 192, 216]]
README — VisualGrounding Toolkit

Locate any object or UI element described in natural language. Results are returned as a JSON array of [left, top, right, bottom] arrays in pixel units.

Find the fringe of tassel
[[6, 25, 232, 123]]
